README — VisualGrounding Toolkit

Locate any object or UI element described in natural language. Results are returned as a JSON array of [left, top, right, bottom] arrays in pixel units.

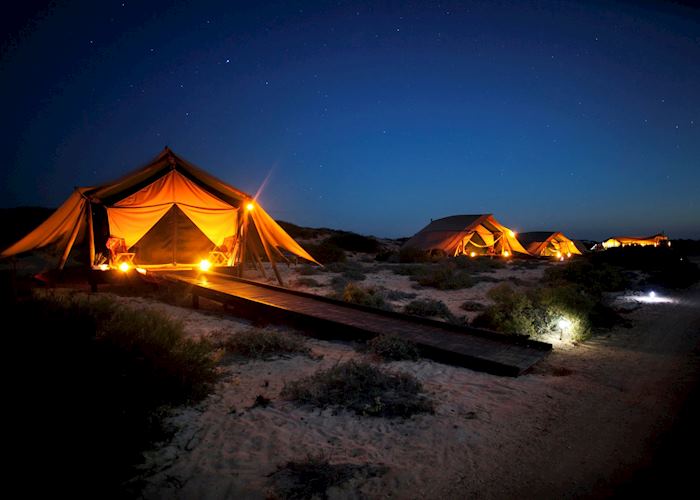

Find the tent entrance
[[131, 205, 215, 265]]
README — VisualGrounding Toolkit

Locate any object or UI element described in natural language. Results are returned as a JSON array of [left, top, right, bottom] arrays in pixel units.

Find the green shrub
[[460, 300, 486, 311], [342, 268, 366, 281], [414, 265, 474, 290], [472, 283, 593, 342], [304, 240, 346, 264], [385, 289, 418, 301], [2, 294, 217, 493], [544, 260, 627, 295], [452, 255, 505, 271], [398, 246, 433, 263], [220, 328, 310, 359], [591, 246, 700, 288], [367, 334, 420, 361], [297, 265, 320, 276], [269, 453, 387, 500], [325, 232, 381, 253], [341, 283, 393, 311], [404, 298, 454, 321], [281, 360, 433, 417], [329, 275, 349, 291], [375, 249, 399, 262], [294, 277, 321, 287]]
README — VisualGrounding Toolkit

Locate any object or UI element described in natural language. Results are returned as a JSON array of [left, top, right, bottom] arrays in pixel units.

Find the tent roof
[[516, 232, 559, 248], [1, 147, 319, 265], [403, 214, 529, 255]]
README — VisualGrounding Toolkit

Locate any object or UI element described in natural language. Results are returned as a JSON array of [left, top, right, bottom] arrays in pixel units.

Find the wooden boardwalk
[[162, 271, 551, 376]]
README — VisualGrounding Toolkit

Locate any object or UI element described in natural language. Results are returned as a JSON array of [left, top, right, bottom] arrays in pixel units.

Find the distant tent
[[517, 231, 582, 258], [402, 214, 529, 257], [598, 233, 669, 250], [1, 148, 319, 281]]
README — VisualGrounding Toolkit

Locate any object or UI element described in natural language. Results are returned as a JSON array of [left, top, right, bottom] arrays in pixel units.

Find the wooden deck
[[161, 271, 551, 376]]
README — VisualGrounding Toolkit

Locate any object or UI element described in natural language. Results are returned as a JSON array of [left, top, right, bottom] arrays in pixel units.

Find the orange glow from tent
[[503, 250, 510, 257], [118, 262, 130, 272], [246, 202, 254, 211], [470, 251, 476, 258], [199, 259, 212, 271]]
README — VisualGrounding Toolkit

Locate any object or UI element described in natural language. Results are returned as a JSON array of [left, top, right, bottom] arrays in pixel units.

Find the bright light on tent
[[503, 250, 510, 257], [199, 259, 212, 272], [509, 230, 516, 237], [567, 252, 572, 258], [119, 262, 130, 273], [136, 267, 147, 275], [98, 264, 109, 271], [556, 251, 562, 258], [558, 318, 572, 331], [470, 251, 476, 258], [246, 202, 254, 211]]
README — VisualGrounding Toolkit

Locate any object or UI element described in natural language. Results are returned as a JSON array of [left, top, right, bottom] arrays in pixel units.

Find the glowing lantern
[[470, 251, 476, 258], [503, 250, 510, 258], [136, 268, 147, 275], [509, 230, 516, 237], [199, 259, 212, 271], [98, 264, 109, 271], [559, 256, 565, 261], [556, 251, 562, 258], [246, 202, 254, 211], [118, 262, 130, 273], [649, 291, 656, 298], [566, 252, 572, 258]]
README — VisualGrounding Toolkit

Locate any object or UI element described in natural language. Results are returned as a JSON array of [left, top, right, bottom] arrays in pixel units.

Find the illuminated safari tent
[[0, 148, 319, 283], [402, 214, 529, 257], [598, 233, 669, 250], [517, 231, 582, 259]]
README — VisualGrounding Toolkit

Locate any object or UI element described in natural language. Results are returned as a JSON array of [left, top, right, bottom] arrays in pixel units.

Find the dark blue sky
[[1, 0, 699, 239]]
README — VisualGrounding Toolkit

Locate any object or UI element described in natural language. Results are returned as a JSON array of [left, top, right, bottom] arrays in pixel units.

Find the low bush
[[325, 232, 381, 253], [590, 246, 700, 288], [404, 298, 454, 321], [220, 328, 310, 359], [297, 265, 320, 276], [452, 255, 505, 271], [294, 277, 321, 288], [366, 334, 420, 361], [544, 260, 627, 295], [460, 300, 487, 312], [472, 283, 595, 342], [341, 283, 393, 311], [398, 247, 433, 263], [3, 294, 217, 494], [281, 360, 433, 417], [384, 289, 418, 301], [414, 265, 474, 290], [342, 268, 367, 281], [269, 453, 387, 500], [304, 240, 346, 264]]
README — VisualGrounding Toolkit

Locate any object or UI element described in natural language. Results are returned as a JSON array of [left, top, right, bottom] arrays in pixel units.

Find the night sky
[[1, 1, 699, 240]]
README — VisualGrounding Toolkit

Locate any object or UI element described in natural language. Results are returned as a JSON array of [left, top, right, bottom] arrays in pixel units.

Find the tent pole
[[238, 214, 248, 277], [87, 201, 95, 267], [58, 216, 83, 270], [250, 245, 267, 278], [257, 229, 284, 286]]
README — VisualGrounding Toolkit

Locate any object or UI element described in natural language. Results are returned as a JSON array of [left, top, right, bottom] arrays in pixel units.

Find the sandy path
[[132, 284, 700, 499]]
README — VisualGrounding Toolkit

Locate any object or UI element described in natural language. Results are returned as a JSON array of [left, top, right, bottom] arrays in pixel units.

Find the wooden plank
[[162, 271, 550, 375]]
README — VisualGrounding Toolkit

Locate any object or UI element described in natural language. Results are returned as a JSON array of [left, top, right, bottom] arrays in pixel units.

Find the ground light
[[649, 291, 656, 298], [503, 251, 510, 257], [470, 251, 476, 258], [557, 317, 572, 341], [118, 262, 130, 272], [199, 259, 212, 272]]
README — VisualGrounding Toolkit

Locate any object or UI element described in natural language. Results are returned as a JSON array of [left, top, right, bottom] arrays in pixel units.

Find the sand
[[83, 274, 700, 498]]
